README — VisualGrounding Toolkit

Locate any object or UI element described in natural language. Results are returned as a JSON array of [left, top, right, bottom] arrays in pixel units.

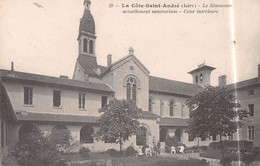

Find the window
[[83, 38, 88, 53], [169, 101, 174, 116], [79, 93, 85, 109], [160, 128, 168, 142], [53, 90, 61, 107], [199, 74, 203, 82], [126, 77, 137, 102], [160, 101, 164, 116], [248, 126, 254, 140], [248, 104, 254, 116], [1, 120, 4, 148], [80, 126, 94, 143], [101, 96, 107, 108], [89, 40, 93, 54], [248, 89, 254, 96], [212, 134, 217, 141], [149, 98, 152, 112], [24, 87, 33, 105], [188, 133, 195, 142]]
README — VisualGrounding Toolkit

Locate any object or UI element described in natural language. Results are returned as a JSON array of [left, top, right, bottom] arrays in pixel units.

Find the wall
[[234, 85, 260, 147], [3, 81, 112, 117], [150, 92, 190, 118], [104, 59, 149, 111]]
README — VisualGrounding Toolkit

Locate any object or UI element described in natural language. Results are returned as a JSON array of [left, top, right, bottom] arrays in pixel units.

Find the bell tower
[[188, 63, 216, 88], [78, 0, 96, 57]]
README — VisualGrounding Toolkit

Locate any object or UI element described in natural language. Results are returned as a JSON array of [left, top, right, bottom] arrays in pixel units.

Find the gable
[[101, 55, 150, 78]]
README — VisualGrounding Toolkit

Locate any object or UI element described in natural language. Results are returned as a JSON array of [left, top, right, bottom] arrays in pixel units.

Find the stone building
[[0, 0, 259, 161]]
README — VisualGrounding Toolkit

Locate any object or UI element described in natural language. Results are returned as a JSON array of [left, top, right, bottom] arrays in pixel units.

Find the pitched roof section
[[149, 76, 203, 96], [0, 69, 114, 93], [79, 9, 95, 34], [77, 55, 108, 77], [160, 117, 189, 126], [188, 65, 216, 74], [101, 55, 150, 77], [16, 112, 99, 123], [140, 111, 160, 118], [226, 77, 260, 90]]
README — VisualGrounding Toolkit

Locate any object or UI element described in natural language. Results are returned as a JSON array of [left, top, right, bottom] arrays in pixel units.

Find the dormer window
[[83, 38, 88, 53]]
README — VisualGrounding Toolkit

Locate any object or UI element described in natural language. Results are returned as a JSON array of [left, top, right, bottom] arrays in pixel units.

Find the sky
[[0, 0, 259, 85]]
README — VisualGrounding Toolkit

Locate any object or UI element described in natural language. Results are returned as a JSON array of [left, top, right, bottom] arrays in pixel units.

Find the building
[[0, 0, 258, 160]]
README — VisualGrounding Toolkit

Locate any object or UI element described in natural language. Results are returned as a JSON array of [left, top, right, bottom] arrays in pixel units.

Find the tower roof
[[188, 64, 216, 74], [79, 1, 95, 34]]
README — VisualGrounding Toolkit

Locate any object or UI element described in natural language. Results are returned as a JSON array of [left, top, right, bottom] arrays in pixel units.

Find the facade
[[0, 0, 259, 161]]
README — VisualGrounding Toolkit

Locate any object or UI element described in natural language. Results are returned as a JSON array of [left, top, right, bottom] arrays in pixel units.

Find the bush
[[79, 147, 91, 157], [125, 146, 137, 156], [11, 126, 65, 166], [241, 147, 260, 165], [106, 149, 122, 157], [209, 140, 253, 151], [219, 157, 232, 166]]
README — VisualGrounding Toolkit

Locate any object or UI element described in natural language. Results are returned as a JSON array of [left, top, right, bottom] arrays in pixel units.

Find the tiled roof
[[15, 112, 99, 123], [140, 111, 160, 118], [188, 65, 216, 74], [77, 55, 108, 77], [0, 69, 114, 93], [15, 111, 159, 123], [149, 76, 203, 96], [226, 77, 260, 90], [160, 117, 189, 126]]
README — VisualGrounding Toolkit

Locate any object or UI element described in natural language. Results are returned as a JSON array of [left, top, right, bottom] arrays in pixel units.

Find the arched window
[[126, 77, 137, 102], [83, 38, 88, 53], [89, 40, 93, 54], [19, 122, 38, 141], [160, 128, 168, 142], [169, 101, 174, 116], [136, 126, 147, 146], [80, 126, 94, 143], [175, 128, 182, 141]]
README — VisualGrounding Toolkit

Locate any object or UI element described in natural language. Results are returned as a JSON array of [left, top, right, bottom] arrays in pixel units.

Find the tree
[[11, 124, 65, 166], [95, 98, 143, 152], [186, 86, 248, 163]]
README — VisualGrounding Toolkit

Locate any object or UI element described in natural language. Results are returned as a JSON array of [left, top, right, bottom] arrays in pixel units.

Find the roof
[[15, 112, 99, 123], [160, 117, 189, 126], [188, 65, 216, 74], [140, 111, 160, 118], [77, 55, 108, 77], [226, 77, 260, 90], [79, 9, 95, 34], [149, 76, 203, 96], [0, 69, 114, 93], [15, 111, 159, 123], [100, 54, 150, 77]]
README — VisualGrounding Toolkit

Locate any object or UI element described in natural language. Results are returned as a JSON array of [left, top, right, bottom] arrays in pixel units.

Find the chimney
[[258, 64, 260, 82], [11, 62, 14, 71], [107, 54, 112, 67], [218, 75, 227, 86]]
